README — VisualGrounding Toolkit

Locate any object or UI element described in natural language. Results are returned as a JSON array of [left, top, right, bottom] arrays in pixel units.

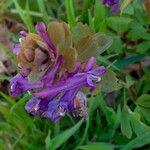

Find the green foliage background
[[0, 0, 150, 149]]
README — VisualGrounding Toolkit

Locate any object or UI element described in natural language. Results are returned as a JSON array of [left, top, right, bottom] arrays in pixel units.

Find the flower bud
[[18, 33, 50, 69]]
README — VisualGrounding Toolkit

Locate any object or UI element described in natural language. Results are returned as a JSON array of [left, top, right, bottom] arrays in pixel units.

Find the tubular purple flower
[[10, 74, 43, 97], [43, 100, 68, 122], [25, 97, 41, 115], [44, 89, 79, 122], [35, 66, 106, 98], [35, 22, 56, 57], [25, 96, 56, 116]]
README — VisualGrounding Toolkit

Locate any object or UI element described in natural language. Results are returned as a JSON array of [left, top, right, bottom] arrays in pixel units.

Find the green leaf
[[100, 69, 122, 93], [10, 94, 33, 127], [111, 35, 122, 54], [97, 94, 116, 127], [81, 0, 91, 22], [120, 0, 133, 15], [0, 91, 15, 106], [79, 142, 114, 150], [50, 119, 84, 150], [88, 10, 95, 32], [106, 17, 132, 33], [121, 131, 150, 150], [113, 105, 121, 130], [137, 94, 150, 108], [94, 0, 106, 31], [127, 21, 148, 40], [45, 130, 51, 150], [0, 75, 10, 81], [137, 94, 150, 123], [121, 105, 150, 139], [130, 112, 150, 136], [121, 3, 134, 15], [136, 41, 150, 54], [121, 105, 132, 139]]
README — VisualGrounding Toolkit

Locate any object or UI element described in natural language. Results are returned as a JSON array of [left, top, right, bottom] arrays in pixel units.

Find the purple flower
[[25, 97, 67, 122], [25, 97, 53, 116], [24, 57, 106, 122], [10, 74, 43, 97], [10, 20, 108, 122], [44, 100, 67, 122], [101, 0, 120, 14]]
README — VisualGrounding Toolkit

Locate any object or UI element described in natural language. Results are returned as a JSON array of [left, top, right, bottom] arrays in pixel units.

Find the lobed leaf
[[136, 94, 150, 123]]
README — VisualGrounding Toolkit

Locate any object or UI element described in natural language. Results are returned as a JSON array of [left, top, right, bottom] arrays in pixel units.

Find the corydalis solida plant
[[10, 21, 112, 122]]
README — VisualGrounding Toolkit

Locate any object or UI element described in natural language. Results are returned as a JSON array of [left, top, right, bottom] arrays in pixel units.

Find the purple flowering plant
[[9, 21, 113, 122]]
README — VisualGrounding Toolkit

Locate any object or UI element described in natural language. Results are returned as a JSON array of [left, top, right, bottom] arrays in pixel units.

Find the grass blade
[[37, 0, 49, 24], [0, 75, 10, 81], [12, 0, 35, 32], [94, 0, 106, 31], [81, 0, 91, 22], [65, 0, 76, 27], [0, 91, 15, 106]]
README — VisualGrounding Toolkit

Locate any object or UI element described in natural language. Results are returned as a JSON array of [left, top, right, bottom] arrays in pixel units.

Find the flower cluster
[[101, 0, 120, 14], [10, 21, 106, 122]]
